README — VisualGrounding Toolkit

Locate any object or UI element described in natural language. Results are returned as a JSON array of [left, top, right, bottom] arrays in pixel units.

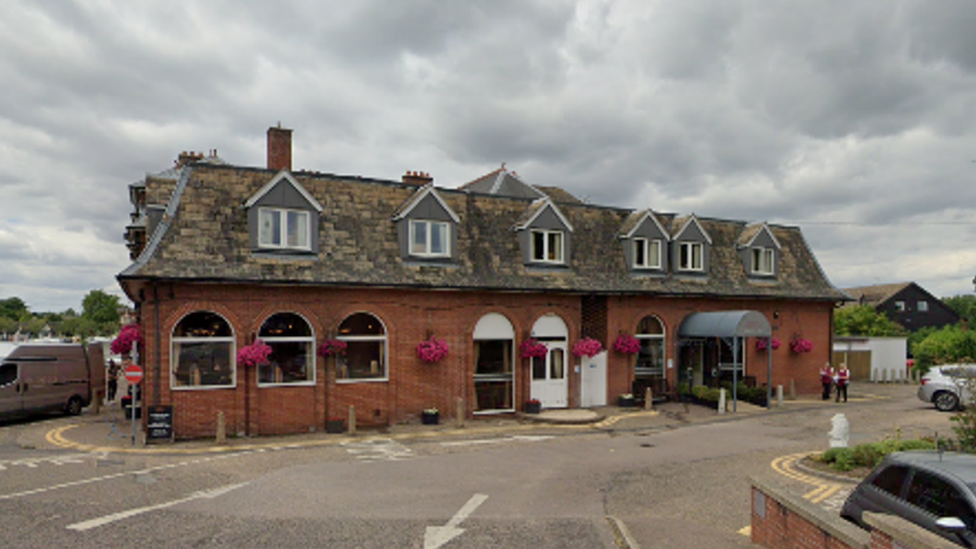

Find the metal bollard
[[718, 388, 727, 415], [776, 385, 784, 407]]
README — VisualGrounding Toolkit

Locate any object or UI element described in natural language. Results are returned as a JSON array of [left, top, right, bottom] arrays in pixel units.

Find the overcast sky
[[2, 1, 976, 313]]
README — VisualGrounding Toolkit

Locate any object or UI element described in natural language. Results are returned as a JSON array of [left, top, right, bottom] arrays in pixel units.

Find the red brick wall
[[135, 282, 832, 439]]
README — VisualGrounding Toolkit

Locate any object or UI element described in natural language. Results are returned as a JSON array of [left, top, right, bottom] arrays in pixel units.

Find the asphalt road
[[0, 382, 956, 549]]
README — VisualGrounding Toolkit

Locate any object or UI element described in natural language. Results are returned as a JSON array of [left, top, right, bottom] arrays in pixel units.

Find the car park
[[917, 364, 976, 412], [840, 451, 976, 547]]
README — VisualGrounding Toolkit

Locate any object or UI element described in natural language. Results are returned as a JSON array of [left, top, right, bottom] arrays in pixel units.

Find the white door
[[580, 351, 607, 407], [529, 315, 569, 409]]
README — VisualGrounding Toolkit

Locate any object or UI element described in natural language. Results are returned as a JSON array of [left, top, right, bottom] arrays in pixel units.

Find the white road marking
[[66, 482, 248, 531], [440, 435, 554, 447], [341, 438, 413, 462], [0, 453, 97, 471], [424, 493, 489, 549], [0, 450, 257, 501]]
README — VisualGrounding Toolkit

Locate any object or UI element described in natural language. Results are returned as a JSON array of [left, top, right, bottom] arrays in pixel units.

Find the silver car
[[841, 451, 976, 547], [917, 364, 976, 412]]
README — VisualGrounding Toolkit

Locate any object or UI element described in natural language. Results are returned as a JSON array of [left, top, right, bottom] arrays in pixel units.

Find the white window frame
[[530, 229, 565, 264], [170, 312, 236, 391], [751, 247, 775, 275], [894, 301, 906, 312], [678, 242, 704, 271], [635, 316, 666, 376], [336, 313, 388, 383], [258, 207, 311, 251], [918, 301, 929, 313], [409, 219, 451, 258], [256, 312, 316, 388], [633, 238, 663, 269]]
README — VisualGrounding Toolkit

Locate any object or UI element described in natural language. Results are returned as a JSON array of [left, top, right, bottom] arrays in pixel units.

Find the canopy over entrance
[[678, 310, 771, 338]]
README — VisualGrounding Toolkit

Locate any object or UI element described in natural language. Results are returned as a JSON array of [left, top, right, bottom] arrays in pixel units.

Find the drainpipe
[[154, 281, 161, 406]]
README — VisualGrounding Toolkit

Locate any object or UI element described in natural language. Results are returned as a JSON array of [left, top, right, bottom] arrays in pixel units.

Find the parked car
[[0, 343, 105, 418], [840, 451, 976, 547], [917, 364, 976, 412]]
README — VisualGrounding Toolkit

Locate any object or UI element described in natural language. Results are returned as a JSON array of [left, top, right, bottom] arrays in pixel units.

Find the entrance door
[[580, 351, 607, 407], [530, 315, 568, 409]]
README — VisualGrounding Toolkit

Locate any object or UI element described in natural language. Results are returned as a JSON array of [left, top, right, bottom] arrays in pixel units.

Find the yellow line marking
[[810, 484, 842, 504], [771, 452, 843, 504]]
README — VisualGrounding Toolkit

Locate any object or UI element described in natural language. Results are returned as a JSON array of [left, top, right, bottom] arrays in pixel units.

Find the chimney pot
[[402, 170, 433, 186]]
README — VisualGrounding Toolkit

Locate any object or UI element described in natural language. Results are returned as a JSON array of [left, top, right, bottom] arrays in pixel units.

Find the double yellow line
[[771, 452, 842, 503]]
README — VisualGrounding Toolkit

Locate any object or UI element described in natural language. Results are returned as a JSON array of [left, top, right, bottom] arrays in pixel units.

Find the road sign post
[[124, 363, 144, 446]]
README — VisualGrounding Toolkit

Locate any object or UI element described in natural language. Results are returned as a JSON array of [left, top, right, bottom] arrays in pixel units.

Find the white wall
[[832, 337, 908, 382]]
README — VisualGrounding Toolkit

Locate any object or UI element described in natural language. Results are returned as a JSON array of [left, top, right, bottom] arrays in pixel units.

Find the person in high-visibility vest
[[820, 362, 835, 400], [835, 363, 851, 403]]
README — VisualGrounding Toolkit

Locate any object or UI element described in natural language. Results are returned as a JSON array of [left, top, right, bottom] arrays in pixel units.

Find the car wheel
[[65, 396, 84, 416], [934, 391, 960, 412]]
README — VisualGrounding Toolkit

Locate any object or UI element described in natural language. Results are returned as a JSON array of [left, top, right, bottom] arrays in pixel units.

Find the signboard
[[146, 406, 173, 441], [124, 364, 144, 385]]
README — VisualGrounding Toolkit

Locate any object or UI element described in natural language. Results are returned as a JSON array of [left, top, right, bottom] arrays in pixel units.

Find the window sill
[[251, 249, 318, 261], [403, 258, 458, 268], [336, 378, 389, 384], [257, 381, 316, 388], [171, 384, 237, 391]]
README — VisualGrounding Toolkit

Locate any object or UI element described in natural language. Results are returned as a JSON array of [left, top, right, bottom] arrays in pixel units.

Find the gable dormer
[[671, 214, 711, 275], [618, 210, 669, 273], [244, 170, 323, 255], [392, 184, 460, 263], [737, 222, 781, 278], [513, 198, 573, 267]]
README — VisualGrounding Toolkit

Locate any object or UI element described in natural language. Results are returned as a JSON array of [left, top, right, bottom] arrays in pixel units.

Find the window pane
[[259, 210, 280, 246], [532, 231, 545, 260], [752, 249, 762, 271], [286, 211, 307, 248], [337, 340, 384, 379], [174, 312, 232, 338], [550, 349, 565, 379], [636, 338, 664, 371], [476, 340, 512, 375], [692, 244, 702, 269], [412, 221, 427, 254], [0, 363, 16, 386], [259, 313, 311, 338], [649, 240, 661, 267], [764, 249, 773, 272], [430, 223, 446, 255], [907, 471, 959, 518], [637, 316, 663, 335], [680, 244, 690, 269], [532, 356, 546, 380], [259, 340, 313, 384], [872, 465, 908, 496], [548, 232, 562, 262], [918, 301, 929, 312], [634, 239, 646, 266], [474, 379, 513, 412], [338, 313, 384, 336], [172, 341, 233, 387]]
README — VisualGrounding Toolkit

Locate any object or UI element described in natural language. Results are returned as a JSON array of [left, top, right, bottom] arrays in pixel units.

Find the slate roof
[[119, 162, 848, 301]]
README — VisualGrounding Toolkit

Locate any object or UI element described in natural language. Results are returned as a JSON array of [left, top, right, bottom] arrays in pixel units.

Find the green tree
[[81, 290, 121, 325], [834, 305, 905, 337], [0, 297, 29, 320], [944, 295, 976, 326], [912, 325, 976, 371]]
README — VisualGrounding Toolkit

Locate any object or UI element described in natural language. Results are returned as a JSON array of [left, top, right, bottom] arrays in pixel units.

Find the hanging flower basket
[[789, 337, 814, 354], [417, 337, 449, 363], [519, 338, 548, 359], [111, 323, 143, 356], [318, 339, 347, 357], [756, 337, 781, 352], [572, 337, 604, 358], [238, 340, 272, 367], [612, 334, 641, 355]]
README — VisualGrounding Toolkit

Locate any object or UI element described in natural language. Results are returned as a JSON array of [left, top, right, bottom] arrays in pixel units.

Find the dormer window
[[259, 207, 311, 250], [634, 238, 663, 269], [531, 229, 564, 263], [751, 247, 774, 275], [410, 219, 450, 257], [678, 242, 703, 271]]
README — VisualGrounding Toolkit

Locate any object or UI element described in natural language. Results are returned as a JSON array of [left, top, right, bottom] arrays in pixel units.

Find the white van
[[0, 343, 105, 417]]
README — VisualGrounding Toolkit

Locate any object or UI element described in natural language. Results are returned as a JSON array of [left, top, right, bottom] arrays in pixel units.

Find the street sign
[[124, 364, 144, 385]]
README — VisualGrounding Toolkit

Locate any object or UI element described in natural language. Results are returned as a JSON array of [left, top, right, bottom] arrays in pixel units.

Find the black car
[[841, 451, 976, 546]]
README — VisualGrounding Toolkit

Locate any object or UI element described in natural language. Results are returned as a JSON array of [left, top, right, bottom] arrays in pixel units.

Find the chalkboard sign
[[146, 405, 173, 441]]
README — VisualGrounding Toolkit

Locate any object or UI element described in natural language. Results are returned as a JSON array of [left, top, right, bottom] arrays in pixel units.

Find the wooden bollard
[[644, 386, 653, 410], [456, 397, 465, 428], [348, 405, 357, 435], [789, 379, 796, 400], [215, 411, 226, 445]]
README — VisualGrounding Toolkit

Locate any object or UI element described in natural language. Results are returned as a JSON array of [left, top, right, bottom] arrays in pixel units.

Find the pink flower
[[519, 338, 548, 359], [572, 337, 604, 358], [789, 338, 814, 354], [756, 337, 781, 352], [111, 324, 142, 355], [237, 340, 272, 366], [417, 337, 449, 363], [612, 334, 641, 354], [318, 339, 347, 357]]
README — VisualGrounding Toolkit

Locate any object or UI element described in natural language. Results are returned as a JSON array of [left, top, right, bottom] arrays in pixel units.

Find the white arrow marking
[[424, 493, 488, 549], [66, 482, 248, 531]]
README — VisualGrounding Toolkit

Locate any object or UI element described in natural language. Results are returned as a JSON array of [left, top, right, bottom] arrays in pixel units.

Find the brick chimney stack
[[267, 124, 293, 171], [402, 171, 433, 186], [175, 151, 205, 168]]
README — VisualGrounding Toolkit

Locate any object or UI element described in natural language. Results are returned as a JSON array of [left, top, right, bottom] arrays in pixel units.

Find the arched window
[[258, 312, 315, 386], [635, 315, 665, 377], [336, 313, 386, 381], [473, 313, 515, 413], [171, 311, 235, 389]]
